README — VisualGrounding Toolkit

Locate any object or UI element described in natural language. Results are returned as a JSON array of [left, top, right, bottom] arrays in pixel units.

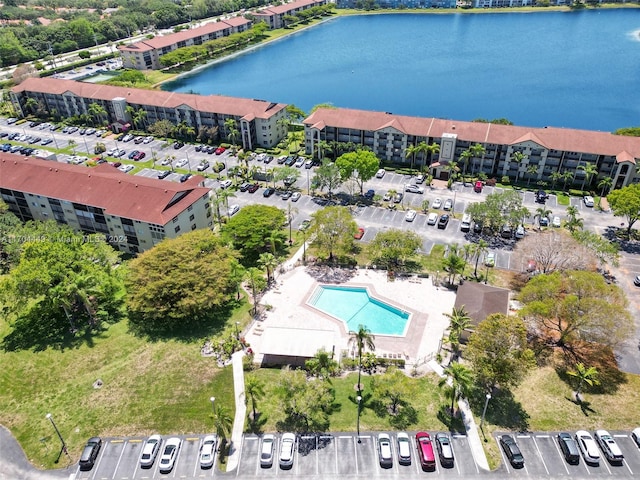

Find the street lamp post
[[45, 413, 68, 463], [210, 397, 216, 418], [235, 321, 240, 340], [484, 263, 489, 284], [302, 228, 307, 265], [356, 395, 362, 443], [480, 393, 492, 431]]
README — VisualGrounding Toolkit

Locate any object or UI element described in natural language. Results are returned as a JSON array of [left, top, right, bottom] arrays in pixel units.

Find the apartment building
[[119, 17, 252, 70], [0, 153, 212, 254], [336, 0, 455, 7], [253, 0, 328, 29], [10, 78, 288, 150], [304, 107, 640, 190]]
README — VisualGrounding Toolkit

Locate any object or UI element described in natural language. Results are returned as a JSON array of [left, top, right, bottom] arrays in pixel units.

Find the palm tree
[[561, 171, 574, 191], [245, 267, 266, 315], [535, 206, 552, 229], [550, 171, 563, 190], [565, 205, 583, 232], [567, 363, 599, 403], [473, 239, 488, 277], [523, 165, 537, 187], [578, 163, 598, 192], [213, 403, 233, 446], [348, 325, 376, 395], [305, 348, 338, 380], [244, 374, 265, 421], [134, 108, 148, 130], [597, 176, 613, 199], [224, 118, 240, 149], [67, 138, 77, 155], [438, 362, 473, 418], [442, 252, 466, 284], [88, 102, 107, 127], [459, 150, 473, 180], [25, 97, 39, 115], [443, 306, 472, 361], [317, 140, 331, 160], [469, 143, 486, 175], [406, 143, 420, 172], [511, 151, 527, 182], [258, 252, 278, 284]]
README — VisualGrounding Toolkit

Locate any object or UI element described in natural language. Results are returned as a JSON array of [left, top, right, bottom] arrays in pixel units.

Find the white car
[[552, 215, 561, 228], [260, 434, 275, 468], [443, 198, 453, 211], [405, 184, 424, 194], [140, 434, 162, 468], [376, 168, 386, 178], [175, 158, 189, 168], [118, 164, 134, 173], [219, 179, 232, 189], [405, 209, 417, 222], [515, 224, 525, 239], [575, 430, 600, 465], [143, 136, 154, 144], [397, 432, 411, 465], [632, 427, 640, 448], [594, 430, 624, 464], [294, 157, 305, 168], [199, 434, 217, 469], [432, 198, 442, 209], [415, 174, 425, 184], [228, 204, 240, 216], [583, 195, 594, 207], [485, 252, 495, 267], [291, 192, 301, 202], [160, 158, 172, 166], [427, 212, 438, 225], [279, 432, 295, 469], [159, 437, 182, 473], [378, 433, 393, 467]]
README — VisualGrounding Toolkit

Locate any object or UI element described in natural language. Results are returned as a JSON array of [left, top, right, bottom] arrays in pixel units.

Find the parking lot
[[494, 431, 640, 478]]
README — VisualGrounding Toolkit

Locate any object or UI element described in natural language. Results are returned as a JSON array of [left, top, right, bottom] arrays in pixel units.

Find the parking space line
[[351, 436, 358, 475], [448, 437, 461, 475], [623, 459, 634, 475], [601, 456, 612, 475], [531, 435, 550, 475], [495, 437, 510, 475], [549, 436, 570, 475]]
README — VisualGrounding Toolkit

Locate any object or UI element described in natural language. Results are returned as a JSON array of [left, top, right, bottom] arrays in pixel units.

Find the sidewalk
[[428, 360, 489, 471], [225, 350, 246, 472]]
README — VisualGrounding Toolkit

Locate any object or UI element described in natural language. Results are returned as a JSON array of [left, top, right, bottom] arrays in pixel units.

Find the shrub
[[569, 189, 584, 197], [500, 176, 510, 185], [78, 50, 91, 59]]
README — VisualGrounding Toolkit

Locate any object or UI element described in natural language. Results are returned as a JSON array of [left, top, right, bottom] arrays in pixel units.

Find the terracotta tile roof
[[304, 107, 640, 160], [257, 0, 321, 15], [119, 18, 251, 52], [12, 77, 287, 121], [0, 154, 209, 226]]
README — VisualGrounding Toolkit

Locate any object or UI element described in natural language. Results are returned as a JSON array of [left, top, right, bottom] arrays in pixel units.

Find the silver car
[[140, 434, 162, 468], [199, 434, 217, 469], [279, 433, 295, 469], [159, 437, 181, 473], [260, 434, 275, 468], [396, 432, 411, 465]]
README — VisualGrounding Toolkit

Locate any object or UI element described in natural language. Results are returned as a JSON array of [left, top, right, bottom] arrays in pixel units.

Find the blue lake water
[[309, 286, 409, 336], [163, 10, 640, 131]]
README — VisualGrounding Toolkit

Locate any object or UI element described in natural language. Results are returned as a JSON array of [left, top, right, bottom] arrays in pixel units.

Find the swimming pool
[[308, 285, 410, 336]]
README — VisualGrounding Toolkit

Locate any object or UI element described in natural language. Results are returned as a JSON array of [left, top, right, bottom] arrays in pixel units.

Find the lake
[[163, 10, 640, 131]]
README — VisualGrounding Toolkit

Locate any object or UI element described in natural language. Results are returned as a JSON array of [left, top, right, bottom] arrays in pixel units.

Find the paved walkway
[[226, 350, 246, 472]]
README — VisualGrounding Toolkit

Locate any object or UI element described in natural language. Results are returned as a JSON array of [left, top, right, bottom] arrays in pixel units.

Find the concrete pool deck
[[245, 265, 456, 370]]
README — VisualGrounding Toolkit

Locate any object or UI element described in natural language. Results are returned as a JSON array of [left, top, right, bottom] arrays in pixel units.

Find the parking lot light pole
[[210, 397, 216, 418], [480, 393, 492, 431], [356, 395, 362, 443], [235, 321, 240, 340], [45, 413, 68, 463]]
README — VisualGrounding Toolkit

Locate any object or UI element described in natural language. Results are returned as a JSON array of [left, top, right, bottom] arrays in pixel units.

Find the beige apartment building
[[0, 154, 212, 254], [254, 0, 328, 29], [304, 107, 640, 190], [11, 78, 288, 150], [119, 17, 252, 70]]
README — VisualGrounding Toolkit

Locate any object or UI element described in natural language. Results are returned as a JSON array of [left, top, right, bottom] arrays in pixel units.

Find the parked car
[[159, 437, 181, 473], [632, 427, 640, 448], [474, 180, 483, 193], [539, 216, 550, 227], [299, 219, 311, 231], [595, 430, 624, 464], [557, 432, 580, 465], [281, 191, 292, 200], [291, 192, 301, 202], [157, 170, 171, 179], [396, 432, 411, 465], [294, 157, 305, 168], [219, 179, 232, 189], [239, 182, 251, 192], [228, 204, 240, 216], [432, 198, 442, 209], [437, 214, 450, 229], [260, 434, 275, 468], [199, 435, 217, 469], [263, 187, 275, 197], [460, 214, 472, 232], [79, 437, 102, 471], [378, 433, 393, 468], [501, 224, 512, 239], [304, 159, 313, 169], [435, 433, 454, 467], [40, 138, 53, 146], [485, 252, 495, 267], [393, 192, 403, 203], [415, 174, 425, 184], [427, 212, 438, 225], [415, 432, 436, 471], [179, 173, 192, 183], [277, 156, 287, 164], [215, 146, 226, 155], [279, 433, 295, 469], [173, 141, 184, 149], [247, 183, 260, 193], [536, 190, 548, 203], [376, 168, 386, 178], [552, 215, 561, 227], [140, 435, 162, 468], [583, 195, 594, 207], [515, 224, 525, 239], [118, 164, 134, 173], [575, 430, 600, 465], [500, 435, 524, 468], [196, 161, 210, 171], [354, 227, 365, 240], [143, 136, 154, 144], [405, 209, 417, 222], [284, 156, 296, 166], [175, 158, 189, 168], [443, 198, 453, 211], [405, 184, 424, 194], [364, 189, 375, 199], [134, 136, 144, 144], [283, 175, 296, 187], [133, 151, 145, 161], [474, 221, 483, 233]]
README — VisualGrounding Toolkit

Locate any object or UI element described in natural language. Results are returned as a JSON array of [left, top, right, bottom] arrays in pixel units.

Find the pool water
[[309, 286, 409, 336]]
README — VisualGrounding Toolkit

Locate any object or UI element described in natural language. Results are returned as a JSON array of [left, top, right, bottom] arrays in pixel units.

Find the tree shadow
[[469, 389, 530, 432], [436, 405, 466, 434], [247, 412, 268, 434], [555, 345, 628, 395], [304, 265, 357, 284], [564, 396, 597, 417]]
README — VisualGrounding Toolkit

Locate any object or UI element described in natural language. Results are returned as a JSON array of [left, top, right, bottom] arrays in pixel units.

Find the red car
[[354, 228, 365, 240], [215, 147, 226, 155], [133, 151, 146, 161], [474, 180, 483, 193], [247, 183, 260, 193], [416, 432, 436, 471]]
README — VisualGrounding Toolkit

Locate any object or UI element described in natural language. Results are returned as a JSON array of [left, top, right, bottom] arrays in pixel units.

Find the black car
[[535, 190, 548, 203], [500, 435, 524, 468], [158, 170, 171, 179], [437, 214, 450, 229], [173, 141, 184, 149], [179, 173, 192, 183], [557, 432, 580, 465], [79, 437, 102, 471], [284, 156, 296, 166], [263, 187, 275, 197]]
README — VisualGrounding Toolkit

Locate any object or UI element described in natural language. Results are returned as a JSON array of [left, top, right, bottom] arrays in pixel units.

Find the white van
[[460, 214, 472, 232]]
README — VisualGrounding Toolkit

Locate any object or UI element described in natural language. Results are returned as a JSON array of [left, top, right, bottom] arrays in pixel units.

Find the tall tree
[[366, 229, 422, 273], [607, 183, 640, 237], [258, 252, 278, 284], [213, 403, 233, 445], [466, 313, 535, 392], [348, 324, 376, 395], [469, 143, 487, 174], [245, 267, 267, 316], [438, 362, 474, 417], [597, 176, 613, 200], [335, 150, 380, 195], [245, 374, 265, 421], [473, 239, 489, 277], [305, 348, 339, 380], [444, 306, 472, 361], [309, 206, 358, 261], [371, 366, 411, 415], [564, 205, 583, 232], [312, 160, 342, 199], [577, 163, 598, 192]]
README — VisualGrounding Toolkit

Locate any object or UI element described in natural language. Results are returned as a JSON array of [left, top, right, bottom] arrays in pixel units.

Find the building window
[[191, 224, 197, 230], [189, 214, 195, 221], [174, 226, 181, 233], [172, 216, 178, 223], [188, 205, 193, 212]]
